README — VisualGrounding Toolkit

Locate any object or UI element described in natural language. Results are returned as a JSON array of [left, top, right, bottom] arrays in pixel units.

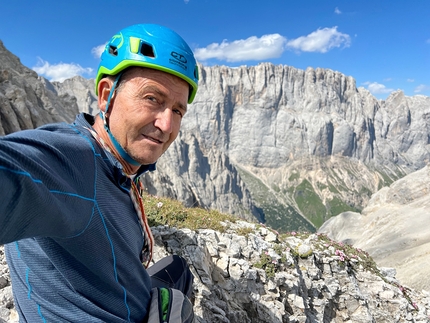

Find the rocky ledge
[[1, 222, 430, 322]]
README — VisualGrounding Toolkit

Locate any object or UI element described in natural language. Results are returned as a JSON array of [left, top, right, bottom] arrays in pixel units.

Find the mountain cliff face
[[138, 63, 430, 231], [0, 40, 79, 135], [52, 75, 98, 115], [190, 63, 430, 168], [145, 64, 430, 230], [182, 63, 430, 229]]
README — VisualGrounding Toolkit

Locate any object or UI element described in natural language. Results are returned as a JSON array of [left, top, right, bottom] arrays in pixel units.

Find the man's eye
[[146, 96, 157, 103], [173, 109, 183, 117]]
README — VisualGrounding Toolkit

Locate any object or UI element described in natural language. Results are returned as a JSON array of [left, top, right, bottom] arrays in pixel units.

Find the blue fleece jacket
[[0, 113, 155, 322]]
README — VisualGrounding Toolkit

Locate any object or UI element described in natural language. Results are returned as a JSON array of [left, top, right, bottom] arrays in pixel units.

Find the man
[[0, 24, 198, 322]]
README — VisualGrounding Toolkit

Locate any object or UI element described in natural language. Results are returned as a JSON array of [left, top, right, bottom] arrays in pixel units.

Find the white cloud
[[194, 34, 287, 62], [407, 78, 415, 83], [414, 84, 430, 93], [286, 27, 350, 53], [194, 27, 351, 63], [364, 82, 394, 94], [334, 7, 342, 14], [92, 43, 107, 59], [32, 58, 93, 82]]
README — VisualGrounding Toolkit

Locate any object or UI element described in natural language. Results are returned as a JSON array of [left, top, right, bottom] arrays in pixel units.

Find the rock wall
[[140, 131, 265, 222], [52, 76, 98, 115], [188, 64, 430, 169], [146, 63, 430, 229], [0, 40, 79, 135], [142, 64, 430, 228]]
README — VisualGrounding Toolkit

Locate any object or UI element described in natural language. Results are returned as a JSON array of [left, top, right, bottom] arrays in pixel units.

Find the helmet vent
[[109, 46, 118, 56], [140, 43, 155, 58]]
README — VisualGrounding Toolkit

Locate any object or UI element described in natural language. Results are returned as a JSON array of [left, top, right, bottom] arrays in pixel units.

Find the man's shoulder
[[38, 113, 95, 136], [24, 122, 92, 148], [5, 117, 96, 157]]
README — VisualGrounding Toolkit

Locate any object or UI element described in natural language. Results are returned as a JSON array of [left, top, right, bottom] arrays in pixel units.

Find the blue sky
[[1, 0, 429, 100]]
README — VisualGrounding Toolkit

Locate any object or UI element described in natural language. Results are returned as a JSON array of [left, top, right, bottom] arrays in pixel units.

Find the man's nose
[[154, 108, 173, 133]]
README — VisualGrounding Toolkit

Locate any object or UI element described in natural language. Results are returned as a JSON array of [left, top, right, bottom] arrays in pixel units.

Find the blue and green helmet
[[95, 24, 199, 103]]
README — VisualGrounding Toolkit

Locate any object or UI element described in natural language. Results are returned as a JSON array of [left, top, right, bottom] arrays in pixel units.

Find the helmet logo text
[[171, 52, 187, 63], [169, 51, 188, 71]]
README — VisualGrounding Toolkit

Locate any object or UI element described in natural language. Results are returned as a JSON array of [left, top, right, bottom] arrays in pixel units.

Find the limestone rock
[[187, 64, 430, 170], [0, 40, 79, 134], [2, 225, 430, 322], [140, 131, 264, 222], [52, 76, 98, 115]]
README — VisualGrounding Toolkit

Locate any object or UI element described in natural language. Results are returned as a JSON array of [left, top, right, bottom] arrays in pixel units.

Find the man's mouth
[[142, 134, 163, 144]]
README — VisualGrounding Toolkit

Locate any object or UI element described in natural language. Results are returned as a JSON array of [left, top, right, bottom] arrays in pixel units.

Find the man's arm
[[0, 127, 97, 244]]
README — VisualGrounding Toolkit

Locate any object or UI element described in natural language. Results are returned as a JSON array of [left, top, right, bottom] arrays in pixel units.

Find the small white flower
[[157, 202, 163, 208]]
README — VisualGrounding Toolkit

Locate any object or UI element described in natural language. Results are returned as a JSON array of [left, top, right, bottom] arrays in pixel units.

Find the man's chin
[[130, 153, 161, 166], [127, 146, 167, 165]]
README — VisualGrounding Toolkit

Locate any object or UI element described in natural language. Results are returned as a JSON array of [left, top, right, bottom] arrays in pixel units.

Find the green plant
[[143, 193, 237, 232], [236, 226, 253, 237], [254, 251, 278, 279]]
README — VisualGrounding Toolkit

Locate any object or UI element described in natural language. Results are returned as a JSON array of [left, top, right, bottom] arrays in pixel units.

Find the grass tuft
[[143, 193, 238, 232]]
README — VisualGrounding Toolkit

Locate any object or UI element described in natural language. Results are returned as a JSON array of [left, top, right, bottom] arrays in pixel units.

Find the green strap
[[160, 288, 170, 321]]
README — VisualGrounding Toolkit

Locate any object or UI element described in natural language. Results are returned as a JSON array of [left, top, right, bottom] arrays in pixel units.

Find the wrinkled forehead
[[122, 67, 188, 88], [120, 67, 189, 104]]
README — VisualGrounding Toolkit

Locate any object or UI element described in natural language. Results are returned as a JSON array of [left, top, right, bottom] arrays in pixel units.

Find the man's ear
[[98, 78, 114, 113]]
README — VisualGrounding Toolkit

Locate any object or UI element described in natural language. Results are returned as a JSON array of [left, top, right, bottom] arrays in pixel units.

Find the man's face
[[106, 67, 189, 165]]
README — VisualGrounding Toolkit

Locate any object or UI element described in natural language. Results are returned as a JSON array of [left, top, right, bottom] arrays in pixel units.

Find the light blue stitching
[[62, 125, 103, 239], [49, 191, 95, 203], [37, 304, 47, 323], [122, 286, 131, 321], [26, 268, 32, 299], [94, 203, 117, 277], [46, 190, 97, 239], [14, 242, 21, 258], [69, 125, 98, 155], [0, 166, 43, 183]]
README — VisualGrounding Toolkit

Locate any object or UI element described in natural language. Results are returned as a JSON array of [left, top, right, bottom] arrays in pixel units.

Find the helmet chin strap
[[100, 72, 141, 167]]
